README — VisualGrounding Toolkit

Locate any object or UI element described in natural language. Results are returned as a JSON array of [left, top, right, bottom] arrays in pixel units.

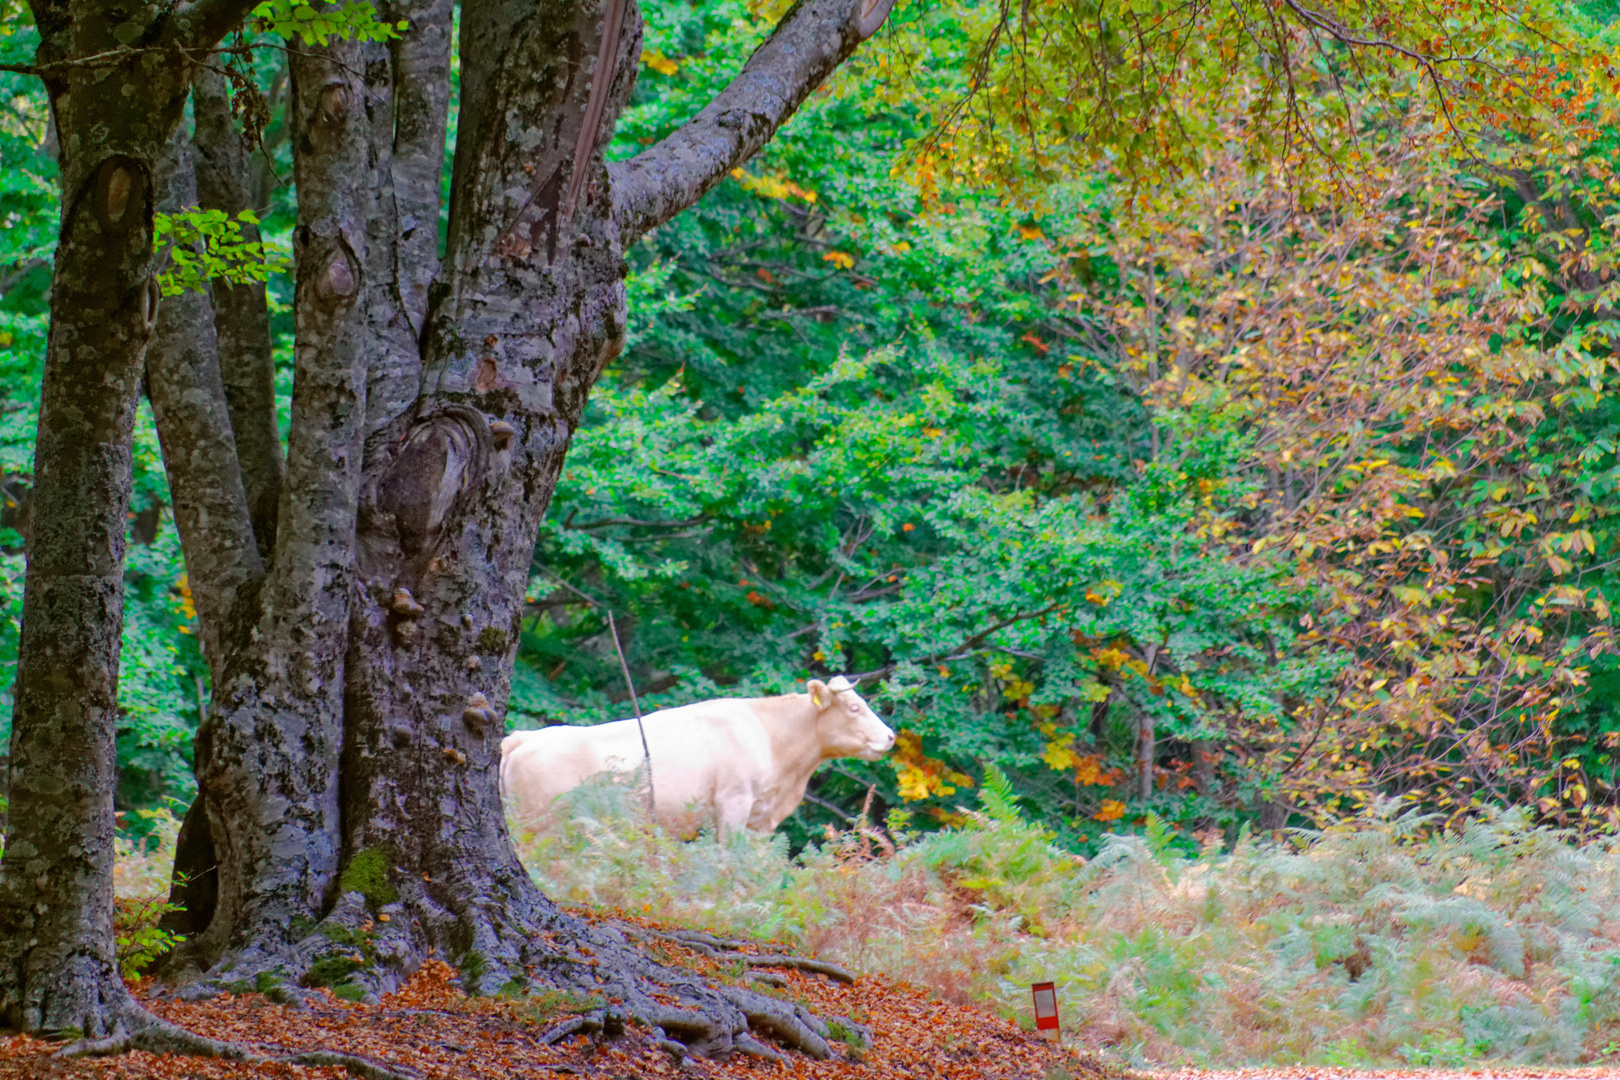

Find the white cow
[[500, 677, 895, 837]]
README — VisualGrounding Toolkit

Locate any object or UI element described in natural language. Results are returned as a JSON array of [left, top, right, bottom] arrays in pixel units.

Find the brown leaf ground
[[0, 913, 1110, 1080]]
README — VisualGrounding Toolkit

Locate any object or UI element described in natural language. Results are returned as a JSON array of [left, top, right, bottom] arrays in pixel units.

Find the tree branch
[[382, 0, 454, 337], [148, 134, 266, 675], [192, 64, 285, 564], [845, 602, 1065, 683], [609, 0, 894, 246], [162, 0, 263, 54]]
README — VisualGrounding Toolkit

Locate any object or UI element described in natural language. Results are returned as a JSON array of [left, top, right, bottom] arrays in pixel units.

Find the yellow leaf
[[1042, 739, 1079, 772], [823, 250, 855, 270], [731, 168, 817, 203], [640, 48, 679, 75]]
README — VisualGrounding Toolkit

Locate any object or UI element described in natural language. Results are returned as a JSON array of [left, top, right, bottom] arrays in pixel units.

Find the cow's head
[[807, 675, 896, 761]]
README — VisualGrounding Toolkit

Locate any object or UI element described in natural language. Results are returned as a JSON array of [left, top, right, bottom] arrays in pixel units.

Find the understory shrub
[[118, 783, 1620, 1066], [511, 773, 1620, 1067]]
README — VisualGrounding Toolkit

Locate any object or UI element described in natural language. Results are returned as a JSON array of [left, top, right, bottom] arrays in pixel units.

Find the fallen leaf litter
[[0, 914, 1112, 1080]]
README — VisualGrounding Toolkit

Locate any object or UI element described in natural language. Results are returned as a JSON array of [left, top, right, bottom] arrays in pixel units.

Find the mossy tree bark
[[0, 0, 264, 1038], [146, 0, 893, 1059]]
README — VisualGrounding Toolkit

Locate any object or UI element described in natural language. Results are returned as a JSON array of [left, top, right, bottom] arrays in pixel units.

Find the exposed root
[[174, 884, 862, 1063], [717, 983, 832, 1059], [733, 1032, 788, 1063], [285, 1049, 421, 1080], [56, 995, 417, 1080], [621, 924, 857, 983], [58, 1012, 252, 1061], [654, 1037, 690, 1059], [537, 1015, 596, 1045]]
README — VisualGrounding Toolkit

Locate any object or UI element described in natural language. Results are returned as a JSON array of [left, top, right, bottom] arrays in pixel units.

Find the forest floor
[[0, 913, 1108, 1080]]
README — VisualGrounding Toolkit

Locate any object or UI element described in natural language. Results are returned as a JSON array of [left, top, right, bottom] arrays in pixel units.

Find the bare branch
[[609, 0, 894, 246], [845, 602, 1065, 683]]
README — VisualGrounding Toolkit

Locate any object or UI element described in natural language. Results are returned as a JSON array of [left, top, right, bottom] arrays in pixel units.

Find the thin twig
[[607, 611, 655, 819]]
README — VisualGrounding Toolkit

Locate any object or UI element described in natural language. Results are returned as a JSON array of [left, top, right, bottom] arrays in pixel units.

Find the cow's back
[[501, 701, 774, 835]]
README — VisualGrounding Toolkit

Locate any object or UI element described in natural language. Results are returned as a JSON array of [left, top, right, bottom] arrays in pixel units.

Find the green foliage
[[459, 949, 488, 995], [872, 0, 1608, 200], [113, 896, 186, 979], [519, 988, 606, 1017], [976, 764, 1025, 828], [114, 520, 206, 813], [154, 208, 290, 298], [520, 0, 1340, 848], [249, 0, 406, 44], [111, 807, 188, 976], [0, 0, 1613, 865]]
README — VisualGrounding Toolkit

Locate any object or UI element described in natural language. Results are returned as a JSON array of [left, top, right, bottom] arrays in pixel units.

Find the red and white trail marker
[[1031, 981, 1059, 1035]]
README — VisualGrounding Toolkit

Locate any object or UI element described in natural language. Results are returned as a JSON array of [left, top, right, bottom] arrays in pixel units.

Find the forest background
[[0, 0, 1618, 859]]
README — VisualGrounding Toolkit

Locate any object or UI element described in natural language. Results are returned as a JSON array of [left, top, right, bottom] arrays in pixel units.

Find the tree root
[[165, 887, 864, 1064], [285, 1049, 421, 1080], [537, 1014, 597, 1045], [619, 924, 857, 983], [57, 1001, 418, 1080]]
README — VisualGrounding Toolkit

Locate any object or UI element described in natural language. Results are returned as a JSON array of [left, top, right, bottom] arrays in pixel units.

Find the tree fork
[[178, 31, 398, 981], [153, 0, 899, 1060]]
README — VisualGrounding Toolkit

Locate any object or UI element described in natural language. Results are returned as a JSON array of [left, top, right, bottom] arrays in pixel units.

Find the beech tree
[[0, 0, 894, 1057]]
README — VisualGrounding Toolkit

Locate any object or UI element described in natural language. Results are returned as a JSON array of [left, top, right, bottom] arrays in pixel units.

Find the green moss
[[476, 627, 507, 654], [306, 923, 379, 989], [332, 984, 368, 1003], [460, 948, 488, 995], [305, 953, 365, 988], [339, 846, 399, 909], [519, 988, 604, 1023]]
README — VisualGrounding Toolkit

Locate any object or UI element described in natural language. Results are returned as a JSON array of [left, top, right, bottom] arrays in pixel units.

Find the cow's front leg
[[710, 789, 757, 838]]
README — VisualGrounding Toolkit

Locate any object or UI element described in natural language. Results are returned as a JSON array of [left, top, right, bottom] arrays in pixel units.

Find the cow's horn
[[827, 675, 854, 692]]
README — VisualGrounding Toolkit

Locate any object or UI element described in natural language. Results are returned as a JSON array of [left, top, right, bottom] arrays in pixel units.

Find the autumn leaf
[[640, 47, 679, 76]]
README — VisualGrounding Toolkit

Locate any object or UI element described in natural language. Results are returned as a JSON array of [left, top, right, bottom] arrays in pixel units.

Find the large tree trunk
[[0, 0, 255, 1036], [147, 0, 895, 1056]]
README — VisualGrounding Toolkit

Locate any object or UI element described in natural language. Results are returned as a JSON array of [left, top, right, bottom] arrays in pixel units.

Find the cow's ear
[[807, 679, 829, 708]]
